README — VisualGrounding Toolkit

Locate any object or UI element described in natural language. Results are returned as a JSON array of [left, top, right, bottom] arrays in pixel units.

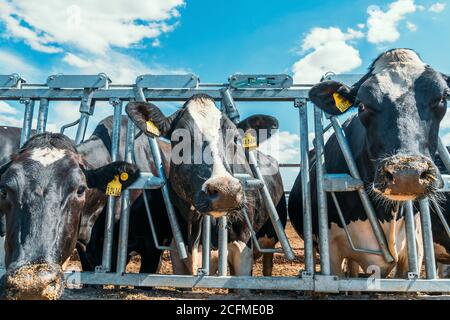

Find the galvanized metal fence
[[0, 73, 449, 293]]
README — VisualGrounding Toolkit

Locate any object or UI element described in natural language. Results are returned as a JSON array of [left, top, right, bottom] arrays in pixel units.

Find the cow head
[[309, 49, 449, 202], [0, 133, 139, 300], [126, 95, 278, 218]]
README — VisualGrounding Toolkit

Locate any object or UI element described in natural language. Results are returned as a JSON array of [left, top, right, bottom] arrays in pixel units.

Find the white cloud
[[441, 132, 450, 146], [292, 27, 363, 83], [367, 0, 417, 44], [61, 51, 187, 83], [357, 23, 366, 29], [0, 50, 41, 82], [0, 101, 17, 115], [406, 21, 418, 31], [258, 131, 300, 164], [429, 2, 446, 13], [0, 0, 185, 55]]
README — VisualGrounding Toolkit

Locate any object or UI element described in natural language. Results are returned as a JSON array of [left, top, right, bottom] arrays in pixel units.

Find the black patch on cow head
[[84, 161, 140, 192]]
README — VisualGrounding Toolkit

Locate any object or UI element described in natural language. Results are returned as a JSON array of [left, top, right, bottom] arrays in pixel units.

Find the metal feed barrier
[[0, 72, 449, 293]]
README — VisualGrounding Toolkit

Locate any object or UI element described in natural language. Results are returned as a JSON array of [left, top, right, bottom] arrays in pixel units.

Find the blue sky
[[0, 0, 449, 188]]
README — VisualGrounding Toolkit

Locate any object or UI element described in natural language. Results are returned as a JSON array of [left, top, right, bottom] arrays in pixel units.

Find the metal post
[[201, 215, 211, 275], [329, 117, 394, 264], [248, 150, 295, 260], [0, 234, 4, 270], [313, 106, 331, 275], [220, 87, 240, 125], [36, 98, 49, 134], [75, 89, 95, 144], [101, 100, 123, 272], [218, 216, 228, 276], [438, 138, 450, 172], [419, 199, 437, 279], [134, 86, 188, 260], [117, 107, 134, 274], [404, 201, 419, 277], [297, 99, 314, 274], [19, 99, 35, 147]]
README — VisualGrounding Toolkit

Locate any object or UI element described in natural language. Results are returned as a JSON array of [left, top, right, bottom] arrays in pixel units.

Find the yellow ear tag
[[332, 92, 352, 113], [242, 132, 257, 150], [146, 120, 160, 136], [106, 175, 122, 197], [120, 172, 129, 181]]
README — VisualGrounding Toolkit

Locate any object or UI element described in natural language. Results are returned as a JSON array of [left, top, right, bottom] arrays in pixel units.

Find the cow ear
[[125, 101, 180, 138], [237, 115, 279, 145], [308, 80, 356, 115], [84, 161, 140, 192]]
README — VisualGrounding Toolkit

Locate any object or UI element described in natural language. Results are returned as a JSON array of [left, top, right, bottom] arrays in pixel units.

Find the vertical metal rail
[[297, 99, 314, 274], [218, 216, 228, 276], [201, 215, 211, 275], [19, 99, 35, 147], [438, 138, 450, 172], [419, 199, 437, 279], [329, 117, 394, 264], [313, 107, 331, 275], [135, 87, 188, 260], [101, 99, 123, 272], [404, 201, 419, 277], [248, 151, 295, 260], [117, 111, 134, 274], [75, 89, 95, 145], [36, 98, 49, 134]]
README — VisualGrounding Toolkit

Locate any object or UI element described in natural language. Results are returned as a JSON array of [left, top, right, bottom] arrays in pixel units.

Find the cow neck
[[76, 136, 112, 169]]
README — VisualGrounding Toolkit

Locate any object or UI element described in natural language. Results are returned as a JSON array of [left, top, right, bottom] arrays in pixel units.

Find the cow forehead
[[186, 98, 223, 138], [29, 147, 67, 167]]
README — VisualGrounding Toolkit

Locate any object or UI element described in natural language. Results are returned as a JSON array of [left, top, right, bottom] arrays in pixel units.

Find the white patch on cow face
[[373, 49, 426, 101], [186, 98, 239, 188], [29, 148, 66, 167]]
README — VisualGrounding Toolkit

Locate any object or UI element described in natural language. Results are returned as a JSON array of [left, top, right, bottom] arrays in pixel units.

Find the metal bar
[[66, 272, 314, 291], [330, 192, 383, 256], [438, 137, 450, 172], [220, 87, 240, 124], [242, 206, 283, 254], [313, 106, 331, 275], [297, 99, 314, 274], [419, 199, 437, 279], [19, 99, 35, 147], [248, 150, 295, 260], [218, 216, 228, 276], [117, 102, 134, 274], [430, 198, 450, 238], [101, 100, 123, 272], [404, 201, 419, 277], [75, 89, 95, 144], [36, 98, 49, 134], [142, 190, 174, 251], [329, 117, 394, 264], [201, 215, 211, 275], [134, 86, 188, 260], [62, 271, 450, 292], [0, 88, 310, 101], [60, 119, 80, 134]]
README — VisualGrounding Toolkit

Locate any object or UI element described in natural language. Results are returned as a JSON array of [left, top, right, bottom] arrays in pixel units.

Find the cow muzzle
[[373, 154, 442, 201], [4, 263, 64, 300], [195, 176, 244, 218]]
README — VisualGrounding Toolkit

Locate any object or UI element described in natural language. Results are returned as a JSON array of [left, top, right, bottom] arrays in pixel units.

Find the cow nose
[[5, 263, 64, 300], [374, 155, 441, 200], [202, 176, 244, 215]]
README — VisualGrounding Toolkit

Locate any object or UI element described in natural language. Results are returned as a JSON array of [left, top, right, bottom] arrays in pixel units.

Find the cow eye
[[357, 102, 366, 113], [0, 187, 6, 200], [77, 185, 87, 196]]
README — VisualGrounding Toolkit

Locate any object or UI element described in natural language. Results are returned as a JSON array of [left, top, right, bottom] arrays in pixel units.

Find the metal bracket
[[294, 98, 307, 108], [95, 265, 107, 273], [408, 272, 419, 280], [136, 74, 199, 89], [229, 74, 293, 89], [46, 74, 111, 89], [314, 275, 339, 293], [0, 73, 25, 88]]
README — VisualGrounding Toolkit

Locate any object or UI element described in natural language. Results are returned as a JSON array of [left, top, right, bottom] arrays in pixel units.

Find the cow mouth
[[4, 263, 64, 300]]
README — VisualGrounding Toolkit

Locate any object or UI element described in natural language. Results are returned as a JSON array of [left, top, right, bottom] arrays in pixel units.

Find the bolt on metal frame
[[0, 73, 449, 293]]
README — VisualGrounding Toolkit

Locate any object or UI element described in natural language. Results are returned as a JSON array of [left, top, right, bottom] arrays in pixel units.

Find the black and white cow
[[289, 49, 450, 277], [0, 132, 140, 299], [126, 94, 287, 277]]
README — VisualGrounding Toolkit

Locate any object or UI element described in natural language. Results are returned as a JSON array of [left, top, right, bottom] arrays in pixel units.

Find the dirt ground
[[62, 223, 450, 300]]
